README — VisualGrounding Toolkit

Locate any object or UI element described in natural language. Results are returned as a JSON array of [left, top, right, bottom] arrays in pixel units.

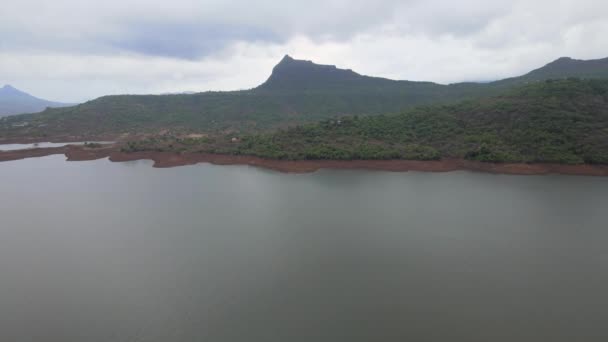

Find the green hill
[[152, 79, 608, 165], [2, 55, 608, 140], [499, 57, 608, 85]]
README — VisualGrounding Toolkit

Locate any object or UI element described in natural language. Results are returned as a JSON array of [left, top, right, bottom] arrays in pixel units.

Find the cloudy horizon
[[2, 0, 607, 103]]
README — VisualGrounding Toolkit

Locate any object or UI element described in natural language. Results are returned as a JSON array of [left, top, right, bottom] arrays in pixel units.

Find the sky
[[1, 0, 607, 103]]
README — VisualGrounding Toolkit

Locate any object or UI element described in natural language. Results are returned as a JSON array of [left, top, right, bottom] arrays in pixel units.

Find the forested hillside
[[130, 79, 608, 164], [2, 55, 608, 140]]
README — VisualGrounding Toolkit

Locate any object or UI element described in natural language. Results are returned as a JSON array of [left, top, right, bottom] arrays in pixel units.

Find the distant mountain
[[497, 56, 608, 86], [258, 55, 383, 90], [257, 55, 446, 97], [0, 85, 74, 116], [2, 55, 608, 139], [260, 55, 608, 93]]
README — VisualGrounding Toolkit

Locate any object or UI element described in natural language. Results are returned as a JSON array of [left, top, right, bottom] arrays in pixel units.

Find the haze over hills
[[0, 85, 74, 117], [2, 55, 608, 140]]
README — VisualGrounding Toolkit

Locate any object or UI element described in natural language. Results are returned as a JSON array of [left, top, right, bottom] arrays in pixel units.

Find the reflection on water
[[0, 155, 607, 342]]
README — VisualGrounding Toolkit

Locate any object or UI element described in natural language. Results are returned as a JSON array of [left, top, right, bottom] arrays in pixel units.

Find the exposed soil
[[1, 145, 608, 176], [0, 134, 123, 145], [0, 146, 70, 162]]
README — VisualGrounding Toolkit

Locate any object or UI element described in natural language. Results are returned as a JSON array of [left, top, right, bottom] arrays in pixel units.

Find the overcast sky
[[1, 0, 607, 102]]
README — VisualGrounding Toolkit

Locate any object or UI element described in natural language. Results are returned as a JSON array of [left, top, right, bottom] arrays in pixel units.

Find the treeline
[[120, 79, 608, 165], [215, 79, 608, 164]]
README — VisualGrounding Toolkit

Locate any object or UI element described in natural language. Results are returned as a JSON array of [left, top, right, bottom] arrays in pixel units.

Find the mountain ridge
[[2, 55, 608, 139], [259, 55, 608, 90], [496, 56, 608, 86]]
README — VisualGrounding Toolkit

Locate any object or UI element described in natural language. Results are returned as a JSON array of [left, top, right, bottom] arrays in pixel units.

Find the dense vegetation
[[2, 56, 607, 140], [127, 79, 608, 164]]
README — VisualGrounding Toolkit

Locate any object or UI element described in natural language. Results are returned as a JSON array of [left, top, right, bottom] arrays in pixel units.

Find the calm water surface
[[1, 155, 607, 342]]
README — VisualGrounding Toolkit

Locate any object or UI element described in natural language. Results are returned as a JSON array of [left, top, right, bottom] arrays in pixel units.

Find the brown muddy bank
[[1, 145, 608, 176]]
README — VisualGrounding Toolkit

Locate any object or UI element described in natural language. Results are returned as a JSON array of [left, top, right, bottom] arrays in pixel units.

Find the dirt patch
[[1, 146, 607, 176]]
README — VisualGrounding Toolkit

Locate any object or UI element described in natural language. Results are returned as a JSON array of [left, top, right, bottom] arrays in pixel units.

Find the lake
[[1, 155, 607, 342]]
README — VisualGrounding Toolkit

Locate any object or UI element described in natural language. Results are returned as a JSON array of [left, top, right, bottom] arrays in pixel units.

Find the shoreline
[[1, 145, 607, 176], [0, 134, 123, 145]]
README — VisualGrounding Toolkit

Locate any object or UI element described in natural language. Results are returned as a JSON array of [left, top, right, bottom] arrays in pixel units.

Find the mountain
[[258, 55, 393, 90], [497, 56, 608, 86], [2, 55, 608, 140], [0, 85, 74, 116], [256, 55, 453, 100], [147, 79, 608, 165]]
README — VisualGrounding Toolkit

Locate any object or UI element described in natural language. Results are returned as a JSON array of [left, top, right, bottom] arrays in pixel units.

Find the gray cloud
[[105, 21, 280, 59], [2, 0, 410, 58]]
